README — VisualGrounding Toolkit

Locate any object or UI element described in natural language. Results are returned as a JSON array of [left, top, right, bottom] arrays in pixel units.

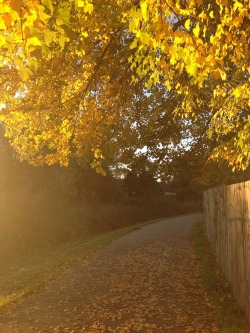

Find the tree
[[75, 166, 121, 203], [0, 0, 249, 172], [123, 169, 161, 201], [128, 0, 249, 170], [169, 146, 250, 192]]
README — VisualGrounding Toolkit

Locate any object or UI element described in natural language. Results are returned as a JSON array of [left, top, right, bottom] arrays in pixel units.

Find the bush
[[0, 162, 201, 263]]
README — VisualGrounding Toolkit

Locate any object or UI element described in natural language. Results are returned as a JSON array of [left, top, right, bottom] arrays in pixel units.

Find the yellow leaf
[[141, 1, 147, 20], [164, 80, 171, 90], [130, 38, 138, 49], [210, 35, 216, 44], [233, 0, 243, 10], [76, 0, 85, 7], [0, 5, 11, 15], [0, 18, 6, 30], [129, 20, 136, 32], [0, 34, 5, 47], [140, 32, 150, 45], [169, 45, 178, 65], [199, 11, 207, 20], [26, 37, 42, 49], [84, 2, 93, 14], [187, 62, 197, 76], [128, 55, 133, 63], [81, 31, 88, 37], [195, 75, 206, 88], [145, 78, 153, 88], [18, 66, 33, 81], [218, 68, 226, 80], [232, 88, 240, 98], [14, 57, 23, 67], [44, 29, 56, 45], [185, 19, 191, 30], [130, 5, 139, 20], [38, 5, 51, 22], [203, 25, 207, 37], [209, 11, 214, 18], [193, 24, 200, 37]]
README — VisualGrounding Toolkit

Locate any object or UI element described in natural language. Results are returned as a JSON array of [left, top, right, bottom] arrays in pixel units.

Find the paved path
[[0, 214, 219, 332]]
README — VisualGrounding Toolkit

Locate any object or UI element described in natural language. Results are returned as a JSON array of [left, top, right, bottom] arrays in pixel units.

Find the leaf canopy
[[0, 0, 249, 173]]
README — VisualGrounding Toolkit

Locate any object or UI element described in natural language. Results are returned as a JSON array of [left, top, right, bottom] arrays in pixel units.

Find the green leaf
[[42, 0, 53, 12], [28, 58, 39, 72], [38, 5, 51, 22], [57, 7, 71, 25], [44, 29, 57, 45], [58, 35, 70, 48]]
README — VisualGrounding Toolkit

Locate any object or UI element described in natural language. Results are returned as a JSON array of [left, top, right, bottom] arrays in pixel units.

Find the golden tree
[[0, 0, 249, 171]]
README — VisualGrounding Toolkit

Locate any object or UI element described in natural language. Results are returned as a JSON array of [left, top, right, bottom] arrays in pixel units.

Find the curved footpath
[[0, 214, 219, 332]]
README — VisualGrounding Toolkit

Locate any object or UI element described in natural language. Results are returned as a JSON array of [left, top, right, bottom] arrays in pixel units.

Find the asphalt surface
[[0, 213, 219, 332]]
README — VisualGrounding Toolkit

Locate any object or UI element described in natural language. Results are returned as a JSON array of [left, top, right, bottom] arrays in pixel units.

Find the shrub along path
[[0, 214, 220, 332]]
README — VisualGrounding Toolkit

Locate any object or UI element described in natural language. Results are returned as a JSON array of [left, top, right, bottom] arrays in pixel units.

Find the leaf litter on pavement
[[0, 225, 220, 332]]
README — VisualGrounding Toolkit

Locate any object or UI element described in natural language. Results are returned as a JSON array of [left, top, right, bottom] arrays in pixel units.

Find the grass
[[192, 221, 250, 333], [0, 217, 169, 310]]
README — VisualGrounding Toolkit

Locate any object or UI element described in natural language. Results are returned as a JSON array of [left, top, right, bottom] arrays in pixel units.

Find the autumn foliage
[[0, 0, 249, 172]]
